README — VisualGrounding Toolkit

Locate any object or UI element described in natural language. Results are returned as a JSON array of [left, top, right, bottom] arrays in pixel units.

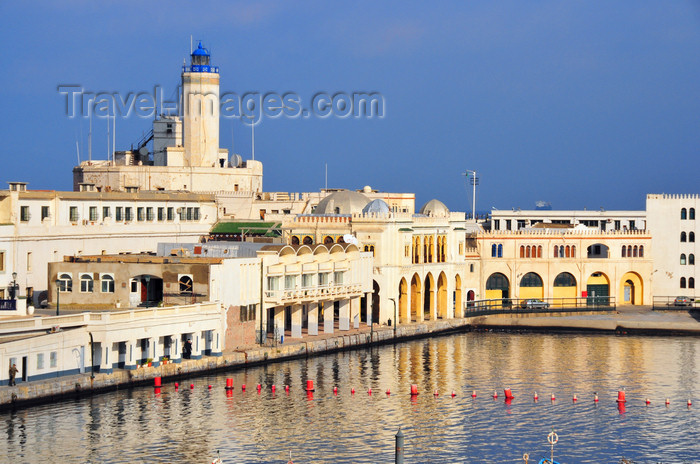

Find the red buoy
[[154, 377, 162, 388], [534, 392, 539, 401], [175, 382, 179, 390], [451, 391, 456, 397], [351, 388, 355, 395], [190, 384, 194, 389], [410, 384, 419, 396], [154, 387, 161, 395], [208, 385, 212, 390], [493, 391, 498, 399], [573, 395, 577, 402], [368, 388, 372, 395], [285, 385, 290, 393], [271, 385, 276, 393], [471, 390, 477, 398], [688, 399, 692, 407], [594, 393, 599, 402], [504, 388, 514, 399], [551, 393, 555, 401], [225, 378, 234, 390], [333, 386, 338, 395], [386, 389, 391, 396], [666, 398, 670, 405], [305, 380, 315, 392], [434, 389, 439, 397], [645, 398, 651, 405], [616, 391, 626, 403], [242, 384, 246, 391], [256, 384, 262, 391]]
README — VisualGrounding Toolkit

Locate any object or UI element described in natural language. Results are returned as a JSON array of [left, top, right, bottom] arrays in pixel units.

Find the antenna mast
[[464, 169, 478, 221]]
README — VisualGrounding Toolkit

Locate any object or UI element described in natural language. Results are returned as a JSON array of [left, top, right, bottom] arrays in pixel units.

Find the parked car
[[520, 298, 550, 309], [673, 296, 692, 307]]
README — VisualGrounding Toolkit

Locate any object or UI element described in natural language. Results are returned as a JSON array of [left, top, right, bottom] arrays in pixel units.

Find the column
[[150, 337, 159, 366], [274, 306, 285, 342], [191, 333, 202, 359], [339, 299, 350, 331], [212, 329, 222, 356], [366, 293, 373, 326], [171, 335, 182, 363], [308, 303, 319, 336], [126, 339, 137, 370], [323, 301, 334, 334], [100, 342, 112, 374], [291, 304, 303, 338], [351, 297, 360, 329]]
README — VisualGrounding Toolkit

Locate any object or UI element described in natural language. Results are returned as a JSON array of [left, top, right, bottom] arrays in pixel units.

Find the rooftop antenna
[[325, 163, 328, 191], [107, 113, 110, 161], [75, 139, 80, 164], [88, 111, 92, 162], [190, 35, 193, 55], [112, 110, 116, 161], [463, 169, 478, 221]]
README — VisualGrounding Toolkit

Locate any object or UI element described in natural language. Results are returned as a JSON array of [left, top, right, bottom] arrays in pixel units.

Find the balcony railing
[[264, 284, 363, 302], [463, 296, 616, 317], [0, 299, 17, 311]]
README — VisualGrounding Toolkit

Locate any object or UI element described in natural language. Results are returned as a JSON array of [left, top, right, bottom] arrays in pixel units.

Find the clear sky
[[1, 1, 699, 212]]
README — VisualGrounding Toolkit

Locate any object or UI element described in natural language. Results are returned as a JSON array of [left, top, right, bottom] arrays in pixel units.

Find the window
[[553, 246, 559, 258], [690, 277, 696, 289], [101, 274, 115, 293], [520, 272, 543, 287], [690, 254, 695, 266], [158, 207, 165, 221], [554, 272, 576, 287], [565, 246, 571, 258], [130, 280, 138, 293], [302, 274, 313, 288], [267, 277, 280, 291], [497, 244, 503, 258], [572, 246, 576, 258], [37, 353, 44, 370], [538, 246, 542, 258], [517, 220, 526, 230], [614, 220, 621, 230], [80, 273, 94, 293], [470, 263, 475, 272], [167, 207, 174, 221], [193, 208, 200, 220], [179, 275, 193, 293], [27, 252, 32, 272], [69, 206, 79, 222], [639, 245, 644, 258], [0, 251, 5, 272], [50, 351, 57, 368], [178, 208, 185, 221], [89, 206, 98, 221], [629, 220, 635, 230], [681, 208, 687, 220], [525, 246, 531, 258], [186, 207, 193, 221], [621, 245, 626, 258], [633, 246, 638, 258], [146, 207, 154, 221], [520, 246, 525, 258], [681, 254, 687, 265], [41, 206, 50, 220], [137, 207, 145, 221], [20, 206, 30, 222], [103, 206, 110, 219], [58, 273, 72, 292], [334, 271, 344, 284], [681, 232, 687, 242], [116, 207, 123, 221], [505, 219, 512, 230], [691, 208, 696, 220], [691, 232, 696, 243], [494, 219, 500, 230], [491, 244, 497, 257], [681, 277, 687, 288], [125, 207, 133, 221], [404, 245, 410, 258], [318, 273, 329, 286], [285, 275, 297, 289]]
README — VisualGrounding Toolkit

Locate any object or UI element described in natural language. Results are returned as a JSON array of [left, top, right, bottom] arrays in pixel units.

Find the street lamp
[[8, 272, 18, 300], [55, 278, 60, 316]]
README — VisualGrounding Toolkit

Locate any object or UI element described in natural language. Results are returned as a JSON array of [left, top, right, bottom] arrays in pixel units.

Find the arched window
[[565, 246, 571, 258], [553, 272, 576, 287], [681, 277, 687, 288], [526, 246, 531, 258], [691, 208, 696, 220], [491, 243, 497, 258], [559, 245, 565, 258], [691, 232, 696, 243], [80, 274, 93, 293], [690, 254, 695, 265], [639, 245, 644, 257], [681, 208, 687, 220], [571, 246, 576, 258], [520, 272, 543, 287], [537, 246, 542, 258], [621, 245, 626, 258], [179, 275, 193, 294], [497, 244, 503, 258], [58, 273, 72, 292], [681, 232, 687, 242], [553, 246, 559, 258], [469, 263, 475, 272], [520, 246, 525, 258], [100, 274, 114, 293], [681, 254, 687, 265], [291, 236, 300, 245], [302, 236, 313, 245], [690, 277, 695, 289], [633, 246, 638, 258]]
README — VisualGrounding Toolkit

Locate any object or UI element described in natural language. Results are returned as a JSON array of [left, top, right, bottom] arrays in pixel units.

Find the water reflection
[[1, 332, 700, 463]]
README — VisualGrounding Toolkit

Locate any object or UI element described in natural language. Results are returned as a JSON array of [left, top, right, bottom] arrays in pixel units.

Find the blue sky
[[1, 1, 699, 212]]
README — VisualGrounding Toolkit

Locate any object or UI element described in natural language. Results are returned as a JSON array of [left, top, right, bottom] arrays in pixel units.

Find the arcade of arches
[[397, 272, 461, 324]]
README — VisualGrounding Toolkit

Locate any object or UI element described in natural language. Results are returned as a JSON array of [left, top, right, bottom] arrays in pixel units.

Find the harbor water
[[2, 331, 700, 463]]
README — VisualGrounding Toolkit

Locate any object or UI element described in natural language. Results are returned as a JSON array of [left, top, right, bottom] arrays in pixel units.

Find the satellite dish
[[138, 146, 149, 157], [343, 234, 359, 245], [230, 154, 243, 167]]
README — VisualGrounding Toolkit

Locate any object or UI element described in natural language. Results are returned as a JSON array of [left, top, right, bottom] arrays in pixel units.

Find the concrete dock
[[1, 307, 699, 409]]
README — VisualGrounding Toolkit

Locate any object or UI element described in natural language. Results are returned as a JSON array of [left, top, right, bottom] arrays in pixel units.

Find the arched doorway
[[467, 289, 475, 308], [131, 274, 164, 307], [454, 274, 463, 315], [410, 274, 422, 322], [486, 272, 509, 306], [553, 272, 577, 307], [619, 271, 643, 305], [398, 278, 408, 324], [586, 272, 610, 306], [437, 272, 448, 319], [424, 273, 435, 320], [519, 272, 544, 303], [372, 280, 380, 323]]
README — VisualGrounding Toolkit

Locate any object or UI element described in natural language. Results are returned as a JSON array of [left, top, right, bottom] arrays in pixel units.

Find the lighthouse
[[182, 41, 221, 168]]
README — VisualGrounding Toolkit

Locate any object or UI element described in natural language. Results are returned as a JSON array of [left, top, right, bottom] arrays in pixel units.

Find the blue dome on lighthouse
[[191, 41, 210, 57]]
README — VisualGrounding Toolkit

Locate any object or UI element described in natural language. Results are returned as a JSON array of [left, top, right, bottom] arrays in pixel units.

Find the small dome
[[362, 199, 390, 214], [362, 185, 373, 193], [192, 42, 210, 56], [315, 190, 370, 215], [419, 199, 450, 216]]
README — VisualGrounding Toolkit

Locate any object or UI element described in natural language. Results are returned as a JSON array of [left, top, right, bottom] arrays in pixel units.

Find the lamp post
[[9, 272, 18, 300], [55, 278, 60, 317]]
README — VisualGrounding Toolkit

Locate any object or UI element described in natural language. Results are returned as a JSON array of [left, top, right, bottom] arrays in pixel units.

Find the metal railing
[[0, 299, 17, 311], [463, 296, 616, 317], [652, 296, 698, 311]]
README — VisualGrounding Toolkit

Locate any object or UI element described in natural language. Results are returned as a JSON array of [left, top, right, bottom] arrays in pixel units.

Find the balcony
[[264, 284, 363, 304]]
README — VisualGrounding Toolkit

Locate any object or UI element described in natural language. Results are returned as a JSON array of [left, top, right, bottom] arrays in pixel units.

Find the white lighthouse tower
[[182, 41, 221, 168]]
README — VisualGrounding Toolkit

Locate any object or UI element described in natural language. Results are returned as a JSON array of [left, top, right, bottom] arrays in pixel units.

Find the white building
[[489, 208, 646, 232]]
